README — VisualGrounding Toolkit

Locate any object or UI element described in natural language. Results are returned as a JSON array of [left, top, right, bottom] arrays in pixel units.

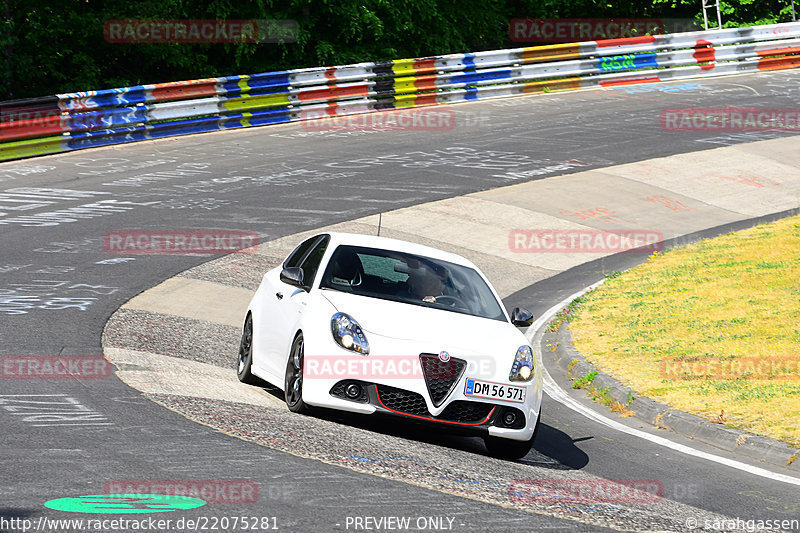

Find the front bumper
[[301, 331, 542, 441], [310, 377, 539, 441]]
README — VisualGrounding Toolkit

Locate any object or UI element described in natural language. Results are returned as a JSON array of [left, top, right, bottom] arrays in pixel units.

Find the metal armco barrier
[[2, 22, 800, 162]]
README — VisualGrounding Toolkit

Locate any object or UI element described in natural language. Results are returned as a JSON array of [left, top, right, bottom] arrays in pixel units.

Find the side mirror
[[280, 267, 306, 290], [510, 307, 534, 327]]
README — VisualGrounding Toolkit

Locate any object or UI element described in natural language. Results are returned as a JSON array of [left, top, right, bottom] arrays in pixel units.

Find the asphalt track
[[1, 70, 800, 532]]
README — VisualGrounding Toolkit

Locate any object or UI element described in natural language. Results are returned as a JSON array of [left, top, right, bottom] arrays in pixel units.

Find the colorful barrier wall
[[2, 22, 800, 161]]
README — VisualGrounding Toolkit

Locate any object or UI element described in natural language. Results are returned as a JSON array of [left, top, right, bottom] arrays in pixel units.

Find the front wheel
[[284, 333, 310, 414], [237, 313, 261, 385], [484, 411, 540, 460]]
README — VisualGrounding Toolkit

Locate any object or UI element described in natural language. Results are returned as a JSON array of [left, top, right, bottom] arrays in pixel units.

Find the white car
[[237, 232, 542, 459]]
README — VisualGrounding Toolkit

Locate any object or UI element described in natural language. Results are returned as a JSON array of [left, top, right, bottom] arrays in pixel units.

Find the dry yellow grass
[[569, 214, 800, 447]]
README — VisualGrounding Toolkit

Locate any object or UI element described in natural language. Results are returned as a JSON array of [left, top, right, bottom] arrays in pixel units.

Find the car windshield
[[319, 245, 507, 322]]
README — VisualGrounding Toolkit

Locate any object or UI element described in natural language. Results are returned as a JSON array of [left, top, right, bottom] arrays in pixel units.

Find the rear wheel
[[236, 314, 260, 385], [284, 333, 310, 414], [484, 410, 540, 460]]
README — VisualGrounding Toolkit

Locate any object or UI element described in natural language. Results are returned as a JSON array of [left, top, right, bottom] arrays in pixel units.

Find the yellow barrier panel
[[0, 135, 65, 162]]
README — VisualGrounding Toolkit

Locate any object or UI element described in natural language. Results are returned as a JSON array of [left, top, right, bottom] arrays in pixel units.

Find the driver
[[407, 264, 447, 302], [330, 250, 362, 286]]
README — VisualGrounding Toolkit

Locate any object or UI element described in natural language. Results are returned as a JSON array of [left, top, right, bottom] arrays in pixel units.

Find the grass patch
[[547, 296, 585, 332], [572, 370, 597, 389], [569, 214, 800, 446], [588, 385, 634, 417]]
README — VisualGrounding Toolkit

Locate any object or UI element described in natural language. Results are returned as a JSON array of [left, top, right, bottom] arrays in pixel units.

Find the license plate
[[464, 378, 526, 403]]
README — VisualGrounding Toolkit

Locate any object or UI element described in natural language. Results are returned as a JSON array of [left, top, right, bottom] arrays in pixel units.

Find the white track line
[[526, 282, 800, 487]]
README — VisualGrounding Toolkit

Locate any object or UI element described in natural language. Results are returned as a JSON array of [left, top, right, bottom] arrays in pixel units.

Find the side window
[[284, 236, 319, 268], [298, 235, 330, 287], [359, 254, 407, 283]]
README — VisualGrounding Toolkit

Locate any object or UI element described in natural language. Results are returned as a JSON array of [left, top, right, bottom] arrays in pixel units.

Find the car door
[[255, 235, 330, 382]]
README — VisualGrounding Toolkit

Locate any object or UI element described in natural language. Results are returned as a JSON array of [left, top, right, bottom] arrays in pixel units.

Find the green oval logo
[[44, 494, 206, 514]]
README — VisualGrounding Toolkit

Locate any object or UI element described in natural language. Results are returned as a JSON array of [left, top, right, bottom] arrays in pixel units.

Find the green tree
[[2, 0, 797, 100]]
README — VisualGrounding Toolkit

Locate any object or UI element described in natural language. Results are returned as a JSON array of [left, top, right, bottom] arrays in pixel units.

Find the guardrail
[[2, 22, 800, 162]]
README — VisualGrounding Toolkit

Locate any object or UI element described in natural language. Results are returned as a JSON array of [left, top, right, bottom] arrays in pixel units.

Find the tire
[[284, 333, 310, 414], [484, 410, 540, 460], [237, 313, 260, 385]]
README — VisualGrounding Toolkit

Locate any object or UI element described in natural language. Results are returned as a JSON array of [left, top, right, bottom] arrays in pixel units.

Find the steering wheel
[[433, 295, 468, 310]]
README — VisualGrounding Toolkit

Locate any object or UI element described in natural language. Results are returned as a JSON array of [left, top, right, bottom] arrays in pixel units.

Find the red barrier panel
[[0, 116, 63, 141], [0, 101, 61, 123], [758, 54, 800, 70], [296, 84, 371, 102], [150, 79, 219, 102]]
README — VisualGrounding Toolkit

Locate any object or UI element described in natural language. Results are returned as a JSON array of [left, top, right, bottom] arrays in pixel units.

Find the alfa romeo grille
[[419, 353, 467, 407]]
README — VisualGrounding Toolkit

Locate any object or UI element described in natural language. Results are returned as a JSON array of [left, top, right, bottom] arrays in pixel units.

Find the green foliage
[[2, 0, 797, 99], [573, 369, 598, 388], [652, 0, 796, 28], [547, 295, 585, 332]]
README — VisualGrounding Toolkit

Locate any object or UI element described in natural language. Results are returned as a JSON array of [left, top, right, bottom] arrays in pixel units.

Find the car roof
[[323, 232, 477, 268]]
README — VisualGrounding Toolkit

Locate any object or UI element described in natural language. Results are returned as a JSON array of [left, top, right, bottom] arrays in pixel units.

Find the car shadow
[[0, 508, 38, 525], [262, 384, 590, 468], [531, 422, 590, 469]]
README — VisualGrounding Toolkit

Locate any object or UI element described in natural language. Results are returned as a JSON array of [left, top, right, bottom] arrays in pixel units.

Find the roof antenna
[[377, 213, 382, 237]]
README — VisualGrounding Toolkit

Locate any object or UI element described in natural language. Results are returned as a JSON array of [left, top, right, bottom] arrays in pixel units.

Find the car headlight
[[509, 345, 534, 382], [331, 312, 370, 355]]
